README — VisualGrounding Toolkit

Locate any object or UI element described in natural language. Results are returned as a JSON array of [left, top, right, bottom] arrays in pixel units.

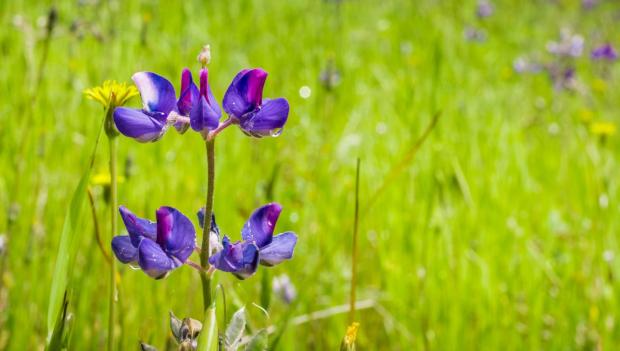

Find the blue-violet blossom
[[206, 203, 297, 279], [222, 69, 290, 137], [111, 206, 196, 279], [113, 69, 221, 142]]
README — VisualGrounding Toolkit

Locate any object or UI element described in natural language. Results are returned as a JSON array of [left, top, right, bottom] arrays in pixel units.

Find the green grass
[[1, 0, 620, 349]]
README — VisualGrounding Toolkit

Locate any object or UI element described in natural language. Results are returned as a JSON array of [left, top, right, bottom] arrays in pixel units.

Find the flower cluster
[[113, 67, 289, 142], [111, 203, 297, 279], [109, 61, 297, 281], [513, 28, 617, 90]]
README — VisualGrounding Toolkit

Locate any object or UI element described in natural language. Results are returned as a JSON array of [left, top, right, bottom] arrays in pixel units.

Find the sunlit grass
[[0, 0, 619, 349]]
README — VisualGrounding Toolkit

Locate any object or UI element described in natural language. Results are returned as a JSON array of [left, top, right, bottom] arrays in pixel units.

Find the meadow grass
[[1, 0, 619, 349]]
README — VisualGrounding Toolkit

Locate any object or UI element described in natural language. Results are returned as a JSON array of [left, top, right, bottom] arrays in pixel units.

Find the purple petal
[[177, 68, 199, 116], [238, 98, 289, 137], [118, 206, 157, 246], [591, 44, 618, 61], [259, 232, 297, 266], [132, 72, 177, 114], [241, 203, 282, 248], [208, 237, 259, 279], [113, 107, 168, 142], [155, 207, 196, 263], [111, 235, 139, 264], [190, 96, 220, 132], [190, 70, 221, 132], [222, 69, 267, 118], [137, 239, 180, 279]]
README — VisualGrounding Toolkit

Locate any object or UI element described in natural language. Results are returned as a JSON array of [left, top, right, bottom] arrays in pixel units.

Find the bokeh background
[[1, 0, 620, 349]]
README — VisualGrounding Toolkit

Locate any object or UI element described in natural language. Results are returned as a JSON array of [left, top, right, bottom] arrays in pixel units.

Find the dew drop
[[270, 128, 283, 137]]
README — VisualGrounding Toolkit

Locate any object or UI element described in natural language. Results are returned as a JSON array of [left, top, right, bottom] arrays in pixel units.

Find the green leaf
[[225, 307, 246, 348], [46, 166, 92, 344], [244, 329, 268, 351], [45, 291, 69, 351], [197, 305, 218, 351], [46, 121, 104, 346]]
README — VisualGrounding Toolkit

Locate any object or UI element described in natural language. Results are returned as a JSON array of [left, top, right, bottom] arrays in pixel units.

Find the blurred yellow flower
[[590, 121, 616, 137], [592, 79, 607, 94], [84, 80, 139, 110], [579, 109, 593, 124], [92, 172, 126, 186], [590, 305, 599, 323], [340, 322, 360, 351]]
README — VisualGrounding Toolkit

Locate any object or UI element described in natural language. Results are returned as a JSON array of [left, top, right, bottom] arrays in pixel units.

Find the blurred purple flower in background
[[223, 69, 290, 137], [464, 26, 487, 42], [273, 274, 297, 304], [591, 44, 618, 61], [476, 1, 494, 19], [209, 203, 297, 279], [547, 30, 584, 58], [111, 206, 196, 279], [582, 0, 598, 9]]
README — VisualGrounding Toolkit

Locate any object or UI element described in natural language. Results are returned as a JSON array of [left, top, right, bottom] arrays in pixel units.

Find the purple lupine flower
[[113, 72, 178, 142], [476, 1, 494, 19], [582, 0, 598, 9], [591, 44, 618, 61], [111, 206, 196, 279], [222, 69, 290, 137], [547, 30, 584, 58], [208, 203, 297, 279], [189, 68, 222, 135], [113, 69, 220, 142]]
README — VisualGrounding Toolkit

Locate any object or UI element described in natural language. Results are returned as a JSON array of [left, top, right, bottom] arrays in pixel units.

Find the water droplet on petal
[[270, 128, 283, 137]]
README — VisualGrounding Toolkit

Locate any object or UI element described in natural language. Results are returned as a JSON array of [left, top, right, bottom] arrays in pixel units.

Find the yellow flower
[[92, 172, 126, 186], [340, 322, 360, 350], [592, 79, 607, 94], [84, 80, 139, 110], [590, 121, 616, 137], [579, 109, 594, 124]]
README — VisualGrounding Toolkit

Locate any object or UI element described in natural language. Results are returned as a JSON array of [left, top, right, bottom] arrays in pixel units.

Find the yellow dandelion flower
[[84, 80, 139, 110], [590, 121, 616, 137]]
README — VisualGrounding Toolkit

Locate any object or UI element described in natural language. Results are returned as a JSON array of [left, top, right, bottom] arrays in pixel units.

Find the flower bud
[[197, 45, 211, 67]]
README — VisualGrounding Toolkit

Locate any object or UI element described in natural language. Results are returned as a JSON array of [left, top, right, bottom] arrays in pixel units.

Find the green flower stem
[[349, 158, 360, 324], [107, 115, 118, 351], [200, 139, 216, 311]]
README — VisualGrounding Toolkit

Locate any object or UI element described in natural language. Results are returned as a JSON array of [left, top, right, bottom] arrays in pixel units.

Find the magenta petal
[[155, 207, 196, 263], [118, 206, 157, 246], [111, 236, 139, 264], [238, 98, 289, 137], [132, 72, 177, 114], [222, 69, 267, 118], [113, 107, 167, 142], [241, 203, 282, 248], [137, 239, 180, 279], [259, 232, 297, 266], [177, 68, 199, 116], [244, 69, 267, 108]]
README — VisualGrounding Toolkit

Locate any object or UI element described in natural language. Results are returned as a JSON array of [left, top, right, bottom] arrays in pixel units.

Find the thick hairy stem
[[199, 139, 216, 311]]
